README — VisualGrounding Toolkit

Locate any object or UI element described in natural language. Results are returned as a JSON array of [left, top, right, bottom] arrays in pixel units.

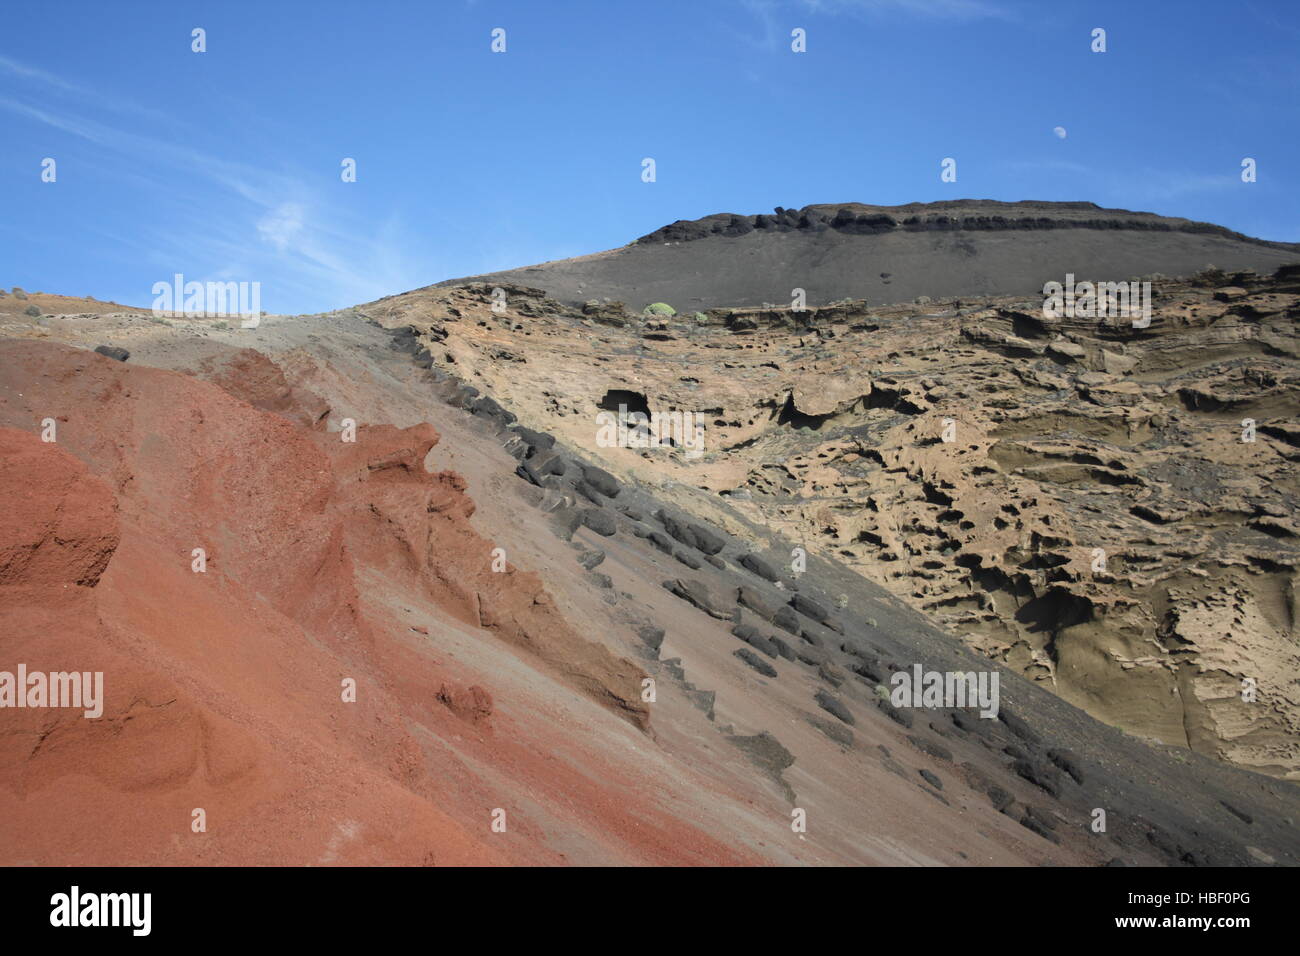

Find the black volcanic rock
[[739, 552, 781, 582], [664, 578, 730, 620], [772, 606, 803, 638], [656, 510, 726, 555], [580, 463, 622, 498], [580, 508, 616, 536], [815, 690, 855, 726], [736, 585, 778, 621], [510, 425, 555, 457], [734, 648, 778, 678], [732, 623, 780, 659]]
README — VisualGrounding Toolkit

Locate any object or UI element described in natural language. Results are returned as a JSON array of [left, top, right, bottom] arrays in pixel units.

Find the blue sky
[[2, 0, 1297, 314]]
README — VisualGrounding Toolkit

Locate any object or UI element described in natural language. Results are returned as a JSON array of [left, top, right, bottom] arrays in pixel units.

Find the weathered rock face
[[0, 340, 667, 865], [8, 277, 1300, 867], [427, 200, 1300, 310], [365, 263, 1300, 779], [0, 430, 120, 589]]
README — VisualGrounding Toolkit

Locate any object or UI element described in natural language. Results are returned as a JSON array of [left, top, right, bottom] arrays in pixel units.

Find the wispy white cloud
[[256, 203, 307, 252], [798, 0, 1011, 20], [0, 54, 87, 94], [1118, 170, 1242, 203], [0, 55, 425, 311], [737, 0, 784, 51], [999, 158, 1241, 204], [735, 0, 1011, 53], [0, 53, 179, 124], [1004, 158, 1092, 175]]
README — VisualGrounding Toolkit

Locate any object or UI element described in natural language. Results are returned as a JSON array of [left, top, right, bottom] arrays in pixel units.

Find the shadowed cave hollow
[[598, 388, 652, 418], [777, 392, 832, 431]]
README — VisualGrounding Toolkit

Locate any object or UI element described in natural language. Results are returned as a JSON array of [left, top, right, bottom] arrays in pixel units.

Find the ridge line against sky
[[2, 0, 1297, 314]]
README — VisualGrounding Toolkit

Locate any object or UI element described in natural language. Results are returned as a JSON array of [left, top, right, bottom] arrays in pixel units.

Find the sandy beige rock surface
[[361, 265, 1300, 779]]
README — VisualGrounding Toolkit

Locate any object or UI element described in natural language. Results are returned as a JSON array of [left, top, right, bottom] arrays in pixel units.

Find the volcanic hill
[[436, 200, 1300, 310]]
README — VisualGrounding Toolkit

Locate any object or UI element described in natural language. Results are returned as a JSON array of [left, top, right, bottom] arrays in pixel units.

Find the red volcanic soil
[[0, 341, 755, 865]]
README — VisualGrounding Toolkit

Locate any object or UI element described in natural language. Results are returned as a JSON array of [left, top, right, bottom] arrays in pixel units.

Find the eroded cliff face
[[0, 340, 686, 865], [5, 281, 1299, 868], [364, 264, 1300, 778]]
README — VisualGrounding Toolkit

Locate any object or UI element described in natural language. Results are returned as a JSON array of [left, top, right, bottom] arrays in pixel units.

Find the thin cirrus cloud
[[797, 0, 1011, 20], [1001, 157, 1244, 208], [736, 0, 1010, 52], [0, 54, 422, 312], [256, 203, 307, 253], [1123, 170, 1243, 203], [0, 53, 174, 123]]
